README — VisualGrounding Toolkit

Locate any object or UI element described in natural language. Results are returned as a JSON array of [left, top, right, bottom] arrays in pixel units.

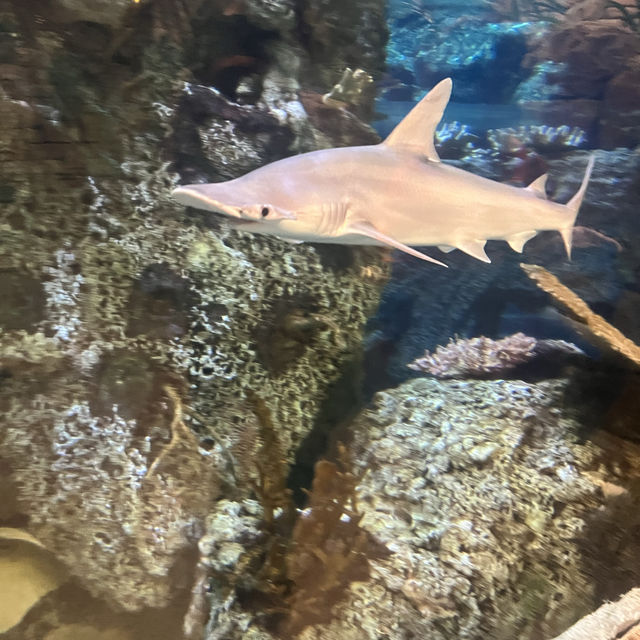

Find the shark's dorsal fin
[[347, 221, 447, 267], [382, 78, 453, 163], [527, 174, 548, 198]]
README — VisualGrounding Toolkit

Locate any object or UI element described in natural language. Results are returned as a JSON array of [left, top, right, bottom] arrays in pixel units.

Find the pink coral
[[408, 333, 537, 378]]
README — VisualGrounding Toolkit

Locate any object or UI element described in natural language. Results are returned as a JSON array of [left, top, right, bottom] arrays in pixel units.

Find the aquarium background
[[1, 0, 640, 639]]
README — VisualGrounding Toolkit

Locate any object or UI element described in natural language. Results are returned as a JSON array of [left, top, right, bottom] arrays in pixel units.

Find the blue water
[[374, 99, 542, 138]]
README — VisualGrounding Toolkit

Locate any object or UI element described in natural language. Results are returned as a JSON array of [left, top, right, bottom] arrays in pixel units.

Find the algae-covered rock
[[0, 0, 388, 631], [288, 376, 640, 639]]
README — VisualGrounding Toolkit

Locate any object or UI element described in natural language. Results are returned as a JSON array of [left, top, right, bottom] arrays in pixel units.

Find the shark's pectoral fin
[[347, 222, 448, 267], [456, 239, 491, 263], [277, 236, 304, 244], [507, 230, 537, 253]]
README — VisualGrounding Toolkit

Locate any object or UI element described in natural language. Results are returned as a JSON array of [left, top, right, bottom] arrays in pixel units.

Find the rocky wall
[[0, 0, 388, 636], [313, 376, 640, 640], [194, 374, 640, 639]]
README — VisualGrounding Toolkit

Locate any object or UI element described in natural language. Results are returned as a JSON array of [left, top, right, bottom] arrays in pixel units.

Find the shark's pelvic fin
[[456, 239, 491, 263], [382, 77, 453, 163], [561, 153, 596, 259], [438, 245, 455, 253], [527, 174, 548, 198], [348, 221, 448, 267], [507, 230, 537, 253]]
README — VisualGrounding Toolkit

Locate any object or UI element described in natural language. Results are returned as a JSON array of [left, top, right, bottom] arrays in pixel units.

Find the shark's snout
[[172, 183, 297, 223], [172, 184, 245, 217]]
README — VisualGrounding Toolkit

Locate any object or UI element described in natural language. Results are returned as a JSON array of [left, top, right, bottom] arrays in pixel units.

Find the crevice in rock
[[186, 7, 277, 100], [287, 356, 366, 505]]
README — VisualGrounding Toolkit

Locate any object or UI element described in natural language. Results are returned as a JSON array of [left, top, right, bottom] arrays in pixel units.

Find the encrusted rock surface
[[296, 376, 640, 640], [0, 0, 387, 633]]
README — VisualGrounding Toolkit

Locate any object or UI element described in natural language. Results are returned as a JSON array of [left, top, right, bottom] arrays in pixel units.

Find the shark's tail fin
[[560, 154, 596, 259]]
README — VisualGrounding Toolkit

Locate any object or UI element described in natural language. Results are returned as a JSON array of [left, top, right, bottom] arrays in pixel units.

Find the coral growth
[[322, 68, 374, 110], [431, 123, 587, 183], [487, 125, 587, 156], [521, 264, 640, 367], [281, 449, 383, 637], [340, 376, 640, 639], [245, 390, 295, 528], [408, 332, 585, 379], [408, 333, 537, 378], [435, 122, 479, 160]]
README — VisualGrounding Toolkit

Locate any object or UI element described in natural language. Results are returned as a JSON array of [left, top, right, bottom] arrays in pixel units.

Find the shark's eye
[[261, 206, 269, 218]]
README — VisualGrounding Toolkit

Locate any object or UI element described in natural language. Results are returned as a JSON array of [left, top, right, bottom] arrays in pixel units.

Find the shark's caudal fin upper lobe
[[561, 154, 596, 259]]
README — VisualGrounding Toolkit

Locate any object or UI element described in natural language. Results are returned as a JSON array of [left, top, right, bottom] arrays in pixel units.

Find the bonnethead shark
[[172, 78, 595, 267]]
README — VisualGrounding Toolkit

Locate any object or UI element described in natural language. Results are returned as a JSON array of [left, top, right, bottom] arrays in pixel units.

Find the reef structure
[[0, 0, 388, 635]]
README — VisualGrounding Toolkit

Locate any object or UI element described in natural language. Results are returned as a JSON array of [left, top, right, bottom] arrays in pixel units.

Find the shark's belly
[[386, 202, 529, 245]]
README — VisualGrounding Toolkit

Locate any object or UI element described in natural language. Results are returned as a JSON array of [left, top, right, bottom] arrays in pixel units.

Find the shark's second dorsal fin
[[382, 77, 453, 163]]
